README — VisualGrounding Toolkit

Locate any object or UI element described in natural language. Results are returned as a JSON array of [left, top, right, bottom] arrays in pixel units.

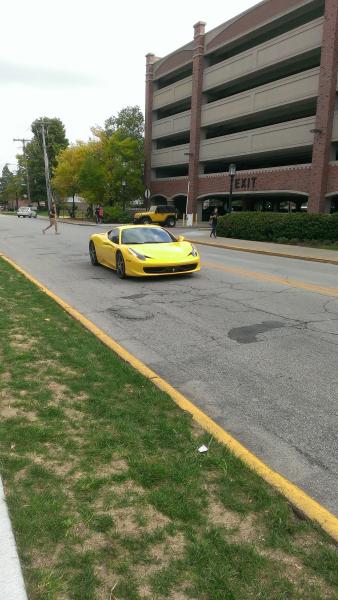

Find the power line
[[13, 138, 31, 203]]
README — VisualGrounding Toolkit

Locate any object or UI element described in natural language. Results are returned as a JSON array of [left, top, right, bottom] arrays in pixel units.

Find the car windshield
[[121, 227, 175, 245]]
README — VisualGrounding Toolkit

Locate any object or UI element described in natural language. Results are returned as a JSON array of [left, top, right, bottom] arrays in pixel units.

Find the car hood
[[127, 242, 195, 261]]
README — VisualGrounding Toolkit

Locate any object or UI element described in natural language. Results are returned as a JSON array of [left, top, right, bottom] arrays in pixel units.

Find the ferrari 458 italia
[[89, 225, 200, 278]]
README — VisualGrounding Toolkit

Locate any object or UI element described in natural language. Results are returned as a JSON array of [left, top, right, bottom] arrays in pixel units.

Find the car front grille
[[143, 263, 198, 274]]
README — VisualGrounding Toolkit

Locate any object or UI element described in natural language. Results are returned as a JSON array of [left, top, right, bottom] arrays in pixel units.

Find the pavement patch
[[228, 321, 286, 344]]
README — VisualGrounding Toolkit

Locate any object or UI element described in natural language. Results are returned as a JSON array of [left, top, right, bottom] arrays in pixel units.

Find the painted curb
[[0, 478, 28, 600], [1, 252, 338, 543], [186, 237, 338, 266]]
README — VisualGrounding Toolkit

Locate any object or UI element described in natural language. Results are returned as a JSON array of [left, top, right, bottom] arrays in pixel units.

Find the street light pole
[[122, 180, 126, 213], [228, 163, 237, 213]]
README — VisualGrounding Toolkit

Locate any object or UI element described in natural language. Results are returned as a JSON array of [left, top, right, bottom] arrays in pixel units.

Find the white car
[[17, 207, 37, 218]]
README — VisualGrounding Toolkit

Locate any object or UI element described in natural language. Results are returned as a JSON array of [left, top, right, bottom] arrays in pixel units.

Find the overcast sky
[[1, 0, 257, 173]]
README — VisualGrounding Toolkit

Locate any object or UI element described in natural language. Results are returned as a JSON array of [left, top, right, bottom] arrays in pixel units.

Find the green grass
[[0, 259, 337, 600]]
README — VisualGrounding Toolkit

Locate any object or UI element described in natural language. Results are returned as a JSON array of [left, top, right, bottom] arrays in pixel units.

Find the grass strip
[[0, 259, 337, 600]]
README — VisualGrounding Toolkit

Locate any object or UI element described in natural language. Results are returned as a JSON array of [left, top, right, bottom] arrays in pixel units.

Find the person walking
[[95, 205, 100, 224], [98, 205, 104, 224], [210, 208, 218, 238], [42, 201, 59, 235]]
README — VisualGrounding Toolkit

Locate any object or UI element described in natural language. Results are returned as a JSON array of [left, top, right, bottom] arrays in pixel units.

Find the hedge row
[[102, 205, 132, 224], [216, 212, 338, 242]]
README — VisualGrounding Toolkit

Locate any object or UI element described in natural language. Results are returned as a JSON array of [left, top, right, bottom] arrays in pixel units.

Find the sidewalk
[[183, 231, 338, 266], [0, 478, 27, 600]]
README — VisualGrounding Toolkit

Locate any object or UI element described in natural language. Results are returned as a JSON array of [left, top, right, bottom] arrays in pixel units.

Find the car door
[[155, 207, 166, 224], [101, 228, 120, 268]]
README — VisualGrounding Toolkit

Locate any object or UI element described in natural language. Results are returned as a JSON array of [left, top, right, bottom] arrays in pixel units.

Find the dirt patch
[[260, 548, 334, 596], [75, 530, 107, 553], [112, 505, 170, 537], [63, 407, 85, 421], [0, 371, 11, 383], [30, 543, 64, 569], [150, 533, 185, 565], [47, 382, 70, 404], [138, 586, 192, 600], [95, 479, 145, 512], [208, 498, 241, 529], [25, 410, 38, 422], [95, 565, 120, 600], [208, 497, 263, 544], [14, 467, 29, 483], [10, 334, 36, 351], [134, 534, 186, 597], [94, 459, 129, 478], [0, 405, 19, 418]]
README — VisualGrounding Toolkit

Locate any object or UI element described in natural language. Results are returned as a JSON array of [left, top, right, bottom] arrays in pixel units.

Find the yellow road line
[[187, 237, 338, 266], [1, 252, 338, 542], [203, 260, 338, 298]]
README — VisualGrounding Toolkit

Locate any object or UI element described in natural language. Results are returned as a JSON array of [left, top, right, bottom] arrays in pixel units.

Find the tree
[[51, 106, 145, 216], [17, 117, 68, 205], [77, 140, 107, 207], [0, 165, 24, 210], [104, 106, 144, 142], [52, 144, 87, 216], [102, 132, 144, 208]]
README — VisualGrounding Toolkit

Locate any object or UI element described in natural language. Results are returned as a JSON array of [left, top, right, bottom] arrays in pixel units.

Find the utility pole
[[13, 138, 31, 203], [39, 123, 53, 211]]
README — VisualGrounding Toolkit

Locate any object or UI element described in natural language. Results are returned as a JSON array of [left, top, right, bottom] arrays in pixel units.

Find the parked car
[[17, 207, 37, 218], [133, 205, 177, 227]]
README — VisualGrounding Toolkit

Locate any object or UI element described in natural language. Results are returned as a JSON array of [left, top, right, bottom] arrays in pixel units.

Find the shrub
[[102, 205, 132, 224], [216, 212, 338, 243]]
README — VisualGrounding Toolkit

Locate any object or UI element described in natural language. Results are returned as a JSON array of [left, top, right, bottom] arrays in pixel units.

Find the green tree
[[0, 165, 24, 210], [104, 106, 144, 142], [17, 117, 68, 205], [77, 140, 107, 207], [102, 132, 144, 209], [52, 144, 87, 216]]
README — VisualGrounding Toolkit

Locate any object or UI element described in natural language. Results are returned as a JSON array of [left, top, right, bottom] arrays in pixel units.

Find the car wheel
[[116, 252, 126, 279], [141, 217, 151, 224], [166, 217, 176, 227], [89, 241, 99, 266]]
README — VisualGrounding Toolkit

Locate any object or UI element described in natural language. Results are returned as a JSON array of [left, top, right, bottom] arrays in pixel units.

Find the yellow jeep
[[133, 205, 177, 227]]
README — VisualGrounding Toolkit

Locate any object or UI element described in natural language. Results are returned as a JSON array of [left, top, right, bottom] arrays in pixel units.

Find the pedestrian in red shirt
[[98, 205, 103, 224]]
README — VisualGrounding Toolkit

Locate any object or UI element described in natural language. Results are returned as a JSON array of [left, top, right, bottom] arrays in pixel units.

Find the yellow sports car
[[89, 225, 200, 278]]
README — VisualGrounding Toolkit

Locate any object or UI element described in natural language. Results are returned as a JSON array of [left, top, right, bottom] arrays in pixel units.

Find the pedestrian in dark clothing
[[95, 205, 100, 224], [210, 209, 218, 238]]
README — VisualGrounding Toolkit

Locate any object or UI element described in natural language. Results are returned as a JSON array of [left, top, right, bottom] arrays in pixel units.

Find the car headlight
[[189, 246, 198, 257], [128, 248, 150, 261]]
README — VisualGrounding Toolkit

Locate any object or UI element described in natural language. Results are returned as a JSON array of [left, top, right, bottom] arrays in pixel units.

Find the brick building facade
[[145, 0, 338, 220]]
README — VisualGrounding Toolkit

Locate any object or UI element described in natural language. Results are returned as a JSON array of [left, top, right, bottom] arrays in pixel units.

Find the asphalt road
[[1, 215, 337, 516]]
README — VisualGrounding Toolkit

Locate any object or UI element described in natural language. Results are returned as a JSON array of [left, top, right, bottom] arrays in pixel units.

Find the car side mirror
[[177, 235, 184, 242]]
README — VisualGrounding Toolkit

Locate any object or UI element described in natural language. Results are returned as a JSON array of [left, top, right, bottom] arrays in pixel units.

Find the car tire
[[141, 217, 151, 224], [89, 241, 99, 266], [116, 251, 126, 279], [165, 217, 176, 227]]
